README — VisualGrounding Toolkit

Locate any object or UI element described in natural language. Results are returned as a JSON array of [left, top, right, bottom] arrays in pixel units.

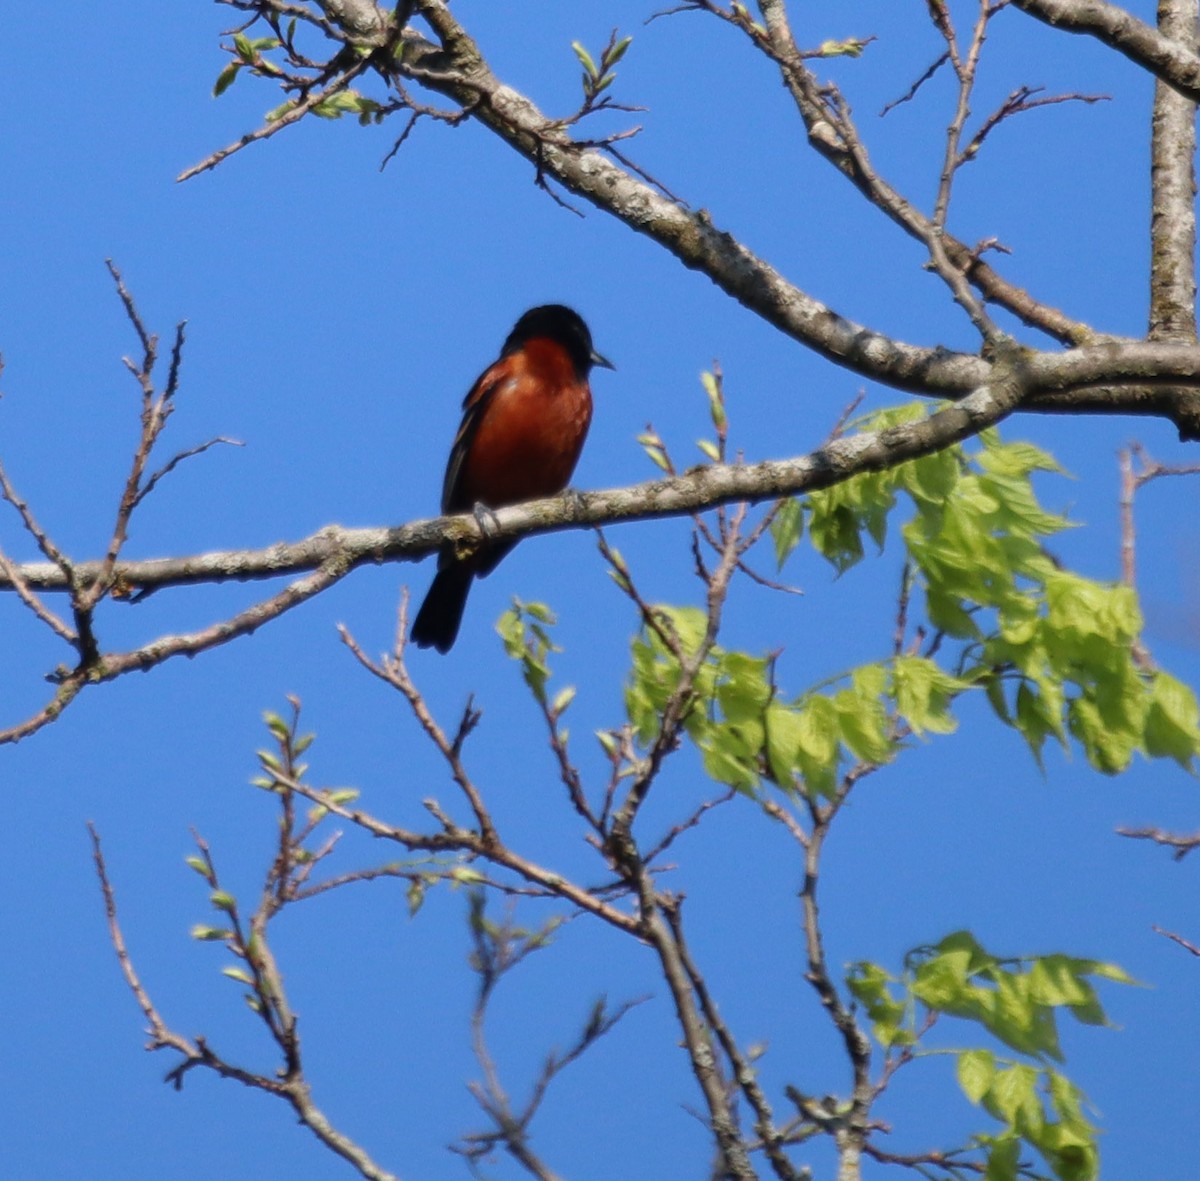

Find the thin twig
[[177, 55, 373, 182], [1117, 825, 1200, 860], [1153, 924, 1200, 956], [880, 51, 951, 116], [133, 437, 244, 509], [339, 596, 498, 846]]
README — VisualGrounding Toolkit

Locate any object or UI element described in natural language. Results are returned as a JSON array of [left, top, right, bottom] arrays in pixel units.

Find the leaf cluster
[[849, 931, 1133, 1181], [768, 410, 1200, 774]]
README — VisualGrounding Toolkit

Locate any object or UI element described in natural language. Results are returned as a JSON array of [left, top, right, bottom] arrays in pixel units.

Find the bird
[[410, 305, 614, 653]]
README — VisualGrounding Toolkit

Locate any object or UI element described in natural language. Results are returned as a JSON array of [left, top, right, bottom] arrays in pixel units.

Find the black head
[[502, 304, 615, 376]]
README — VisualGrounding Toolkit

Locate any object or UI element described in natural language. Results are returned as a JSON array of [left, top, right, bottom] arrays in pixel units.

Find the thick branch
[[751, 0, 1092, 346], [1149, 0, 1198, 340], [401, 4, 987, 394], [641, 904, 757, 1180], [1012, 0, 1200, 101], [0, 378, 1024, 595]]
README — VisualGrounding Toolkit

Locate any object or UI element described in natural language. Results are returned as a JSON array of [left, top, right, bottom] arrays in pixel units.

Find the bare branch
[[1012, 0, 1200, 101], [178, 54, 373, 182], [0, 682, 85, 746], [732, 0, 1097, 345], [1153, 924, 1200, 956], [0, 544, 75, 642], [267, 766, 642, 935], [638, 902, 756, 1180], [133, 436, 245, 510], [958, 87, 1111, 167], [880, 51, 951, 116], [0, 376, 1028, 595], [1117, 825, 1200, 860], [406, 2, 1000, 381], [664, 898, 805, 1181], [1149, 0, 1198, 341], [0, 455, 74, 576], [1117, 441, 1200, 667], [92, 794, 404, 1179], [642, 789, 737, 866], [338, 596, 499, 845], [457, 892, 643, 1179], [88, 824, 199, 1060]]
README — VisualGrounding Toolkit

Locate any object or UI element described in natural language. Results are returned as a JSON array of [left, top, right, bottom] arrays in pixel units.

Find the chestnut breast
[[448, 338, 594, 511]]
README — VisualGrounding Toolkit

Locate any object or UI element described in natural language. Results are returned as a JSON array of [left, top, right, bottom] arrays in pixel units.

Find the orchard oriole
[[411, 305, 614, 653]]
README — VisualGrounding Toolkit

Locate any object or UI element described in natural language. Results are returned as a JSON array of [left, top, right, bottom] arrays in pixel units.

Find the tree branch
[[1012, 0, 1200, 101], [1149, 0, 1198, 340], [89, 812, 404, 1181], [0, 370, 1035, 598], [402, 2, 989, 391]]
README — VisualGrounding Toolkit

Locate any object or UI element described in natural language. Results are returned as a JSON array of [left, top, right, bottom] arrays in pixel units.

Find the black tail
[[411, 563, 474, 653]]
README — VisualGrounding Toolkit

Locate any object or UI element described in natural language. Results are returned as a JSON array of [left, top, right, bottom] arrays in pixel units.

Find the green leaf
[[807, 505, 860, 569], [698, 722, 761, 791], [764, 701, 803, 787], [795, 695, 840, 797], [957, 1048, 996, 1104], [265, 99, 298, 123], [1068, 694, 1139, 774], [640, 437, 671, 471], [986, 1062, 1041, 1129], [262, 710, 289, 739], [655, 605, 708, 655], [605, 35, 633, 68], [190, 924, 233, 942], [571, 40, 598, 79], [209, 890, 237, 912], [213, 62, 240, 97], [1144, 670, 1200, 767], [834, 664, 892, 763], [900, 445, 960, 505], [1014, 681, 1063, 766], [312, 90, 366, 119], [770, 498, 803, 569], [817, 36, 871, 57], [980, 437, 1063, 478], [1027, 955, 1094, 1008], [982, 1135, 1020, 1181], [891, 656, 965, 736], [846, 961, 912, 1047], [185, 855, 213, 880], [716, 652, 771, 721], [498, 601, 558, 704], [700, 370, 726, 431]]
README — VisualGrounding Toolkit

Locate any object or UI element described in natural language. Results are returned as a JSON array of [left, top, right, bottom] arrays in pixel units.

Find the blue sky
[[1, 3, 1197, 1179]]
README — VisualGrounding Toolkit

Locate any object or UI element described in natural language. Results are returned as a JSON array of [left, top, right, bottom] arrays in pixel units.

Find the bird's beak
[[591, 349, 616, 371]]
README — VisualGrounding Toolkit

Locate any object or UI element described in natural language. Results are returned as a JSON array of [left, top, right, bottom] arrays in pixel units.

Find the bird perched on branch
[[411, 305, 614, 653]]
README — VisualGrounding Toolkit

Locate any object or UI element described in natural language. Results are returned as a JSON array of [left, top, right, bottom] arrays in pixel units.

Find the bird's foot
[[561, 486, 588, 518], [472, 501, 503, 540]]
